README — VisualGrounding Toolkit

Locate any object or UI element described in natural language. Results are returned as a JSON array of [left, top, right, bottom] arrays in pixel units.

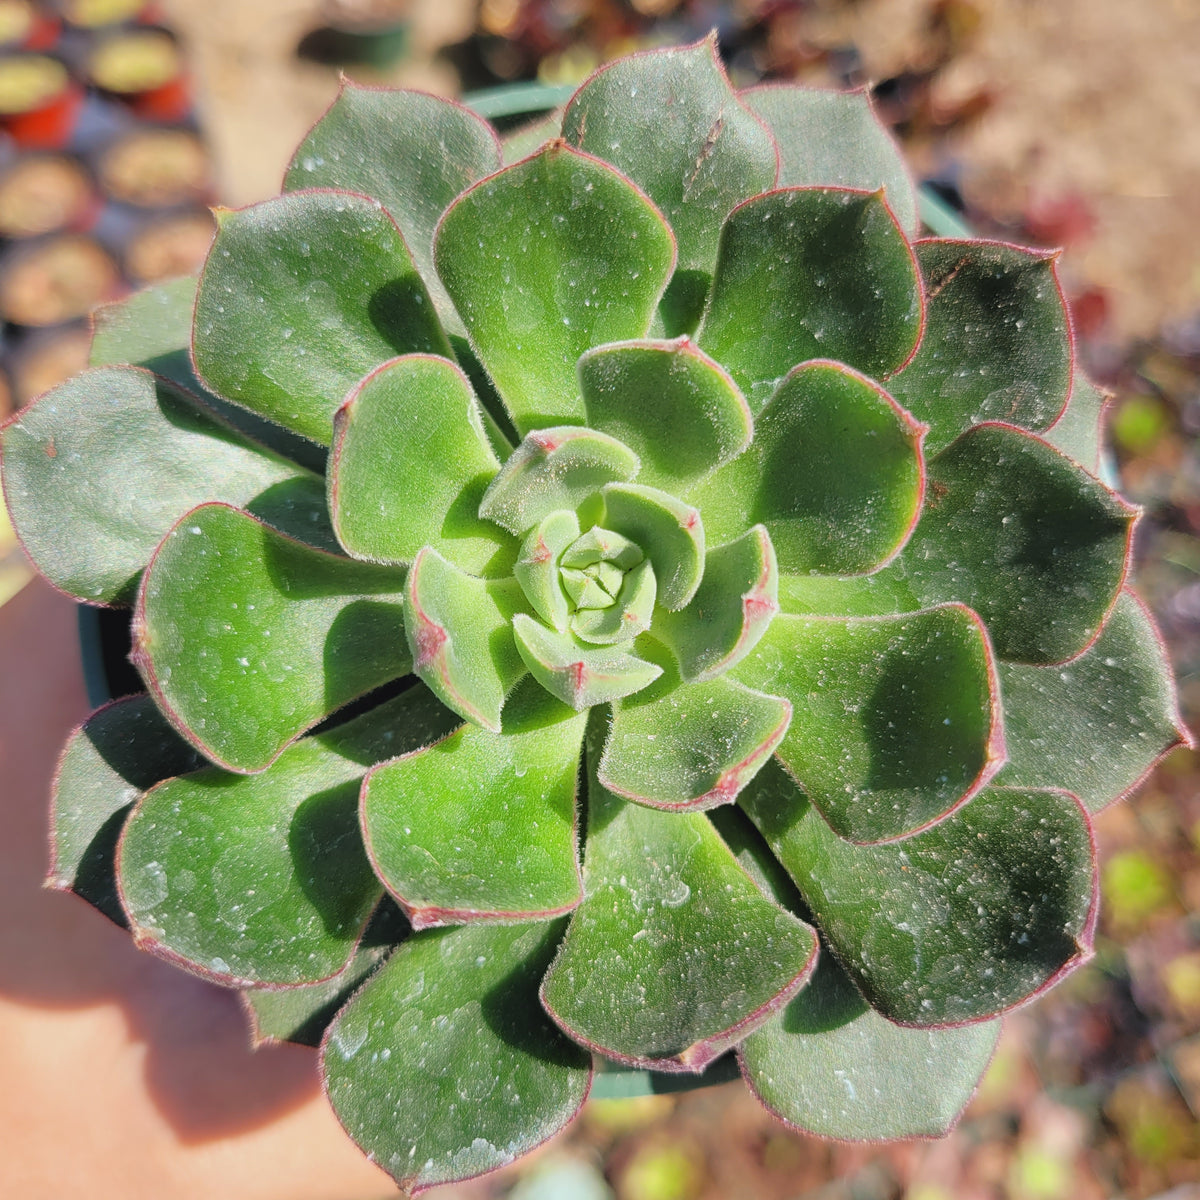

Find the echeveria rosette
[[2, 33, 1192, 1195]]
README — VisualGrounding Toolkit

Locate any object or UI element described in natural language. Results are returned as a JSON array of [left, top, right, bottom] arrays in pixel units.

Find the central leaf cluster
[[528, 518, 653, 630], [462, 421, 745, 713]]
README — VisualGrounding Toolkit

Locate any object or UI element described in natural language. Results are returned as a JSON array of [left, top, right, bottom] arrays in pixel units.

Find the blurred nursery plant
[[2, 35, 1190, 1193]]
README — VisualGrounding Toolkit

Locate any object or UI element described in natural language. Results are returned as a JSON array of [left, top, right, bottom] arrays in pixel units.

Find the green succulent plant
[[3, 35, 1190, 1193]]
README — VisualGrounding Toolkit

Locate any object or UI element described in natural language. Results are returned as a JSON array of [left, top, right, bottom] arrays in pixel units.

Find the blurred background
[[0, 1, 1198, 1197]]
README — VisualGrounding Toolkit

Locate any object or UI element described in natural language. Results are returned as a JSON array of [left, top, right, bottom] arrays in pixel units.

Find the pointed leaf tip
[[405, 546, 526, 731], [478, 425, 639, 537], [888, 239, 1073, 453], [579, 338, 752, 492], [512, 614, 662, 709], [563, 37, 777, 279], [655, 525, 779, 682], [601, 482, 705, 610]]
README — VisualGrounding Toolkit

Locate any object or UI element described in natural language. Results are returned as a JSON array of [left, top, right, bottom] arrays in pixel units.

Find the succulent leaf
[[134, 503, 410, 773], [1045, 369, 1109, 475], [478, 425, 639, 536], [49, 695, 206, 926], [242, 899, 411, 1047], [735, 605, 1002, 843], [600, 482, 705, 610], [194, 191, 451, 446], [90, 275, 326, 471], [561, 37, 777, 297], [742, 763, 1098, 1026], [997, 590, 1191, 810], [698, 187, 923, 409], [902, 422, 1136, 664], [323, 920, 592, 1194], [362, 678, 586, 927], [513, 509, 581, 632], [887, 240, 1073, 453], [689, 360, 926, 576], [739, 950, 1000, 1140], [404, 547, 527, 732], [655, 525, 778, 682], [741, 84, 919, 236], [1, 367, 326, 605], [512, 614, 662, 709], [578, 338, 752, 491], [541, 713, 818, 1070], [599, 670, 791, 810], [284, 83, 502, 333], [329, 355, 510, 574], [118, 686, 459, 985], [434, 141, 677, 434]]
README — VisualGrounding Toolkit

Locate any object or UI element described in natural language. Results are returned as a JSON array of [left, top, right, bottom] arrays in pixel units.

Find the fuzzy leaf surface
[[740, 950, 999, 1139], [136, 503, 410, 772], [561, 38, 777, 280], [119, 687, 459, 985], [1, 367, 322, 604], [571, 559, 657, 645], [243, 900, 410, 1047], [479, 426, 638, 537], [689, 361, 925, 575], [600, 671, 789, 810], [50, 694, 206, 925], [742, 765, 1097, 1025], [329, 355, 509, 574], [734, 606, 1000, 843], [541, 715, 818, 1070], [1045, 370, 1107, 474], [194, 192, 449, 446], [363, 679, 585, 926], [601, 483, 704, 610], [435, 142, 676, 434], [323, 920, 591, 1194], [742, 84, 918, 235], [997, 591, 1188, 811], [285, 84, 501, 332], [514, 509, 580, 632], [776, 569, 917, 619], [512, 614, 661, 709], [903, 423, 1135, 664], [698, 188, 923, 410], [405, 547, 526, 732], [887, 240, 1072, 453], [91, 276, 326, 470], [654, 526, 778, 681], [578, 338, 751, 492]]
